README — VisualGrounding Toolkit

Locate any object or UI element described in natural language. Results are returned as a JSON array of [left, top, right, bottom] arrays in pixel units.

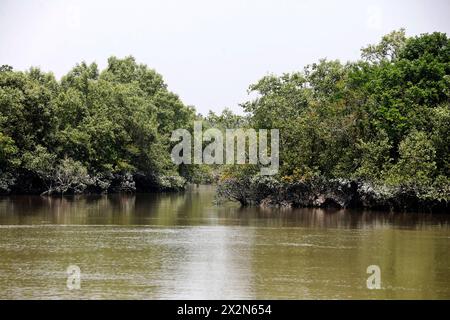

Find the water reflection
[[157, 226, 255, 299], [0, 185, 449, 299], [1, 186, 448, 229]]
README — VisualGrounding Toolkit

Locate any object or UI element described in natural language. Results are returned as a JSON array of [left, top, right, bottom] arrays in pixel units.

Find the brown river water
[[0, 185, 449, 299]]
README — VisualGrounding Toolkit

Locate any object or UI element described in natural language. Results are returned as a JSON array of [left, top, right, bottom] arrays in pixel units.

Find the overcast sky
[[1, 0, 449, 115]]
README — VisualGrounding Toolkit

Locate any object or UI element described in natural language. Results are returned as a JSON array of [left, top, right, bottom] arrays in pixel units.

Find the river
[[0, 185, 449, 299]]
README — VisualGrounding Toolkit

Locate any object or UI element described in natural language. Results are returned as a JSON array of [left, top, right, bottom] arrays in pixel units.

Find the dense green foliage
[[0, 56, 195, 194], [1, 30, 449, 209], [220, 30, 449, 210]]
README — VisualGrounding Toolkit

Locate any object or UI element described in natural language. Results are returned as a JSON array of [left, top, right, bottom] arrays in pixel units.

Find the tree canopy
[[0, 56, 195, 194], [1, 30, 449, 209], [220, 30, 449, 209]]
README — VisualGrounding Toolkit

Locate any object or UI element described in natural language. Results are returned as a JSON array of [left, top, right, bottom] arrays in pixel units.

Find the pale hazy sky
[[1, 0, 449, 115]]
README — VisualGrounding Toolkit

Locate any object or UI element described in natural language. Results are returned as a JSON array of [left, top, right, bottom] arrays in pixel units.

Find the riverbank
[[4, 173, 448, 213], [0, 171, 186, 195], [216, 176, 449, 212]]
